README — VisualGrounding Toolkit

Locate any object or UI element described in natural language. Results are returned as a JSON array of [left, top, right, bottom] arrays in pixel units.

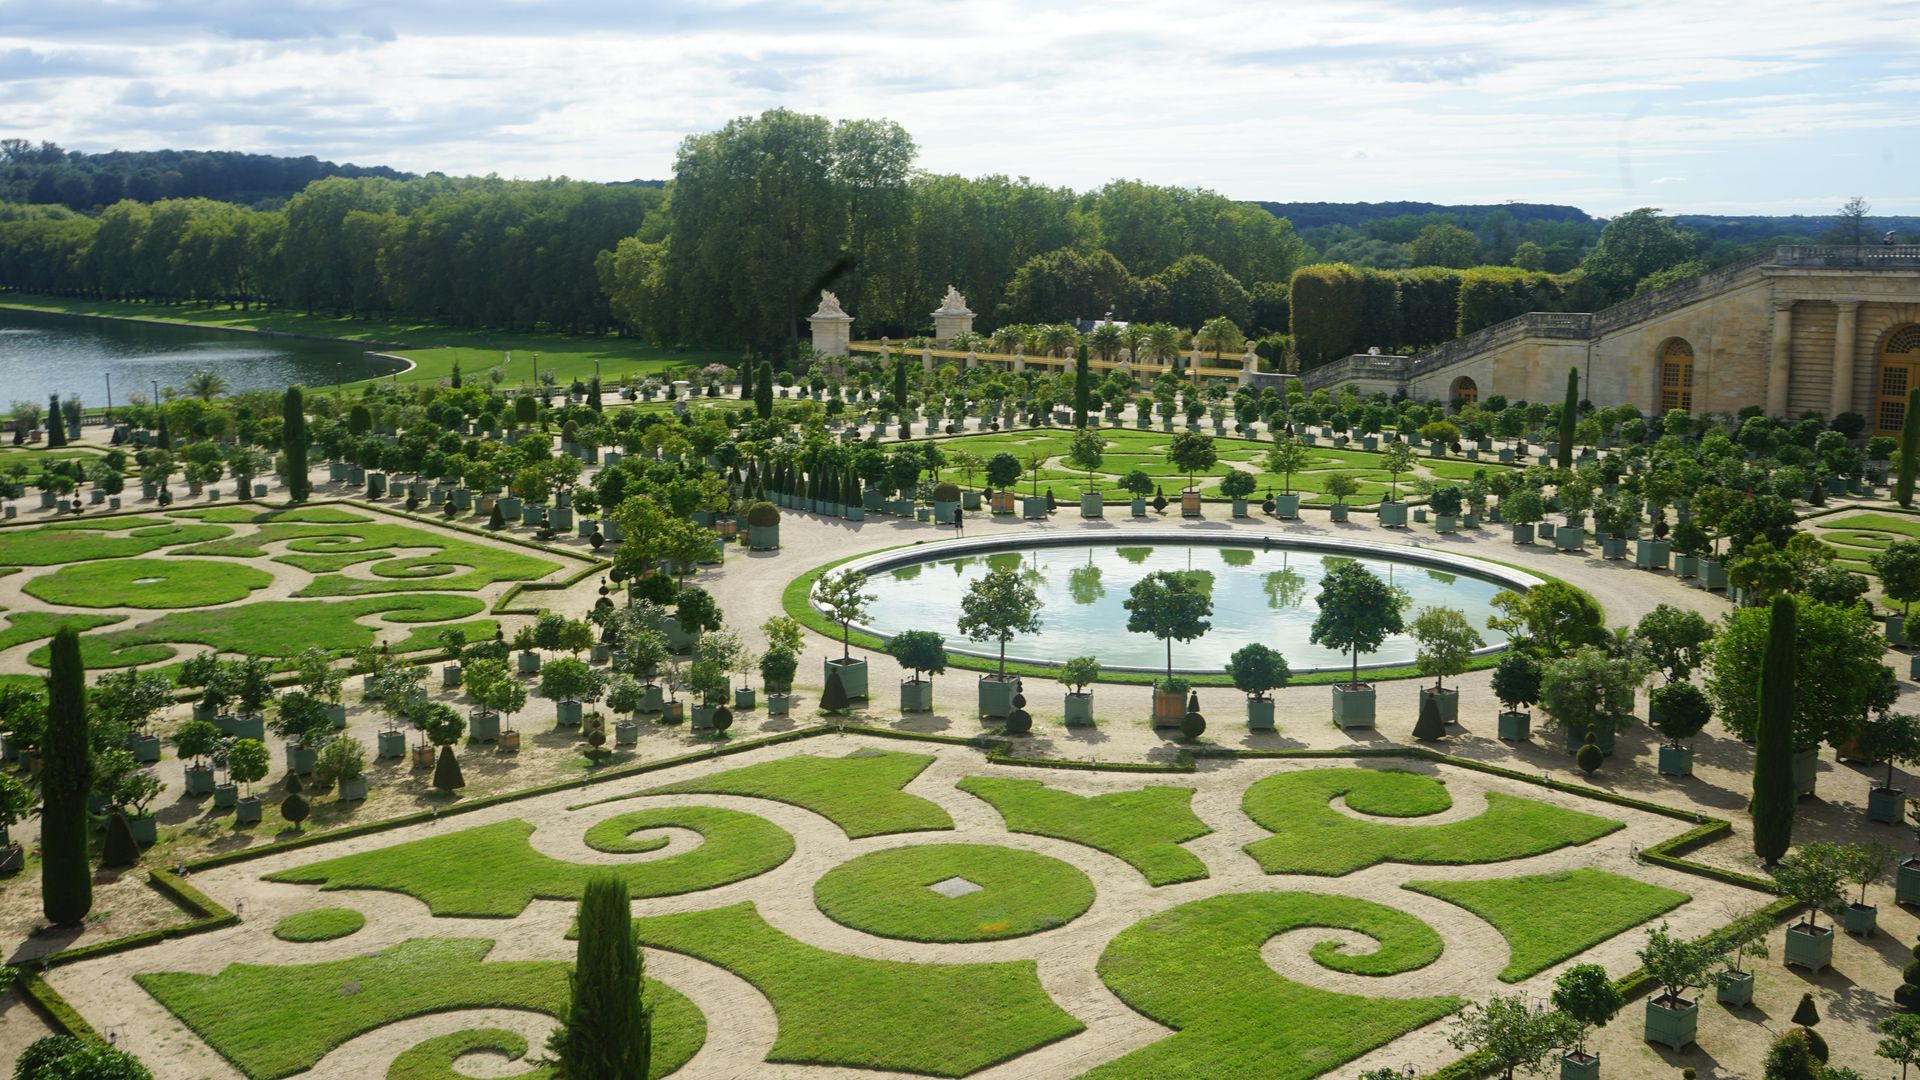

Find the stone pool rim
[[816, 529, 1544, 676]]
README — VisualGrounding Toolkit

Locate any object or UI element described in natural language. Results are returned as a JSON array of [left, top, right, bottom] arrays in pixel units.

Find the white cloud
[[0, 0, 1916, 213]]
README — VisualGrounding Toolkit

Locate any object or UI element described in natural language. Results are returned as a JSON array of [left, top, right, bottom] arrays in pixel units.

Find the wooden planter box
[[1793, 747, 1818, 797], [1063, 693, 1094, 726], [1715, 969, 1754, 1007], [1246, 697, 1275, 732], [1658, 745, 1694, 776], [469, 710, 501, 742], [825, 657, 869, 700], [977, 675, 1017, 720], [1377, 501, 1408, 527], [1784, 922, 1833, 971], [377, 729, 407, 759], [1497, 710, 1530, 741], [555, 700, 584, 727], [1869, 785, 1905, 823], [1329, 503, 1349, 522], [767, 692, 791, 717], [1843, 902, 1878, 936], [234, 796, 263, 825], [1332, 683, 1376, 728], [337, 775, 369, 801], [1643, 995, 1698, 1050], [1180, 491, 1203, 517], [410, 743, 436, 769], [1418, 686, 1459, 725], [990, 491, 1016, 515], [1273, 493, 1300, 519], [1152, 689, 1186, 727], [1559, 1050, 1599, 1079], [900, 679, 934, 713], [1080, 493, 1104, 518]]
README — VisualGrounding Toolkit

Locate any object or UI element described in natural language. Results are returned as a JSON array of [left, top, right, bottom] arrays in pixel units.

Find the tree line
[[0, 140, 413, 210]]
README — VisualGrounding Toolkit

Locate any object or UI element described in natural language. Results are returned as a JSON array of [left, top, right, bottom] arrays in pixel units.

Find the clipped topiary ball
[[1576, 741, 1604, 775], [746, 501, 780, 527], [1896, 982, 1920, 1012], [1904, 959, 1920, 986], [1802, 1027, 1828, 1063], [711, 706, 734, 733], [932, 482, 961, 503], [1004, 708, 1032, 735], [1182, 710, 1206, 740], [1012, 693, 1026, 709]]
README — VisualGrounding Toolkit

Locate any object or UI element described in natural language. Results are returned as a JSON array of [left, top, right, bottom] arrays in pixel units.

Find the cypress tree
[[283, 386, 311, 503], [1752, 593, 1798, 864], [156, 412, 170, 451], [41, 628, 91, 926], [755, 363, 774, 420], [893, 354, 909, 419], [1073, 343, 1091, 428], [588, 377, 603, 414], [44, 393, 66, 448], [549, 875, 650, 1079], [1900, 387, 1920, 507], [1557, 368, 1578, 470], [450, 360, 463, 388]]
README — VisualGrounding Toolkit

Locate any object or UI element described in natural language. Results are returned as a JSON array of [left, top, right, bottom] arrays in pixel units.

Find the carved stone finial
[[811, 290, 849, 319]]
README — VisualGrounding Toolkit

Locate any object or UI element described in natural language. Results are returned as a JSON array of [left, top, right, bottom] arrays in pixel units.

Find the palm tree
[[185, 369, 229, 402], [1119, 323, 1151, 361], [1088, 322, 1123, 363], [990, 326, 1024, 357], [1196, 316, 1243, 360], [1145, 324, 1182, 365], [1037, 323, 1079, 359]]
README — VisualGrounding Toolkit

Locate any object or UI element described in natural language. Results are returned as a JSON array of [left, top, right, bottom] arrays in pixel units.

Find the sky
[[1, 0, 1918, 216]]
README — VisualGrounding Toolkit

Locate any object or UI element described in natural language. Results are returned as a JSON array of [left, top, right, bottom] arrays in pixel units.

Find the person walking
[[952, 505, 964, 536]]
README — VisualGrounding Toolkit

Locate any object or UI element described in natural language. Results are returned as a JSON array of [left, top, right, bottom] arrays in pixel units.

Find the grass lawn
[[0, 517, 233, 566], [0, 296, 732, 390], [134, 936, 702, 1080], [268, 808, 794, 917], [31, 593, 487, 669], [1087, 891, 1461, 1079], [1406, 868, 1689, 982], [22, 556, 274, 608], [1805, 512, 1920, 575], [175, 520, 563, 597], [1240, 768, 1623, 876], [173, 506, 371, 525], [639, 749, 954, 839], [955, 776, 1210, 886], [813, 843, 1094, 942], [386, 1028, 552, 1080], [630, 901, 1081, 1076], [270, 907, 366, 943], [0, 610, 124, 653]]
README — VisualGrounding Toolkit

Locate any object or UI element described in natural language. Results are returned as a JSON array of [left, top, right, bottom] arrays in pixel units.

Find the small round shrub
[[1181, 709, 1206, 740], [746, 501, 780, 527], [932, 482, 961, 503], [1004, 708, 1032, 735], [710, 705, 733, 733], [1576, 738, 1604, 776]]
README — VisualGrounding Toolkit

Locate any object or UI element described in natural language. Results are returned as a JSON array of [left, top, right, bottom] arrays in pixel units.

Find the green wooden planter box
[[1063, 693, 1094, 726], [1538, 521, 1556, 539], [1700, 557, 1728, 590], [900, 679, 934, 713], [1246, 697, 1275, 731], [1896, 858, 1920, 905], [639, 683, 664, 713], [1658, 745, 1694, 776], [614, 720, 639, 746], [1554, 526, 1585, 551], [442, 663, 462, 689], [377, 729, 407, 758], [934, 500, 958, 523], [1497, 711, 1530, 741], [977, 676, 1017, 719], [1643, 996, 1698, 1050], [748, 524, 779, 550], [1332, 684, 1375, 728], [733, 687, 756, 711], [1890, 614, 1908, 647], [285, 743, 317, 774], [469, 711, 501, 742], [1559, 1050, 1599, 1079], [962, 490, 982, 510], [1080, 493, 1104, 518], [1273, 493, 1300, 519], [1377, 501, 1407, 527], [1843, 902, 1878, 936], [1635, 539, 1671, 569], [690, 702, 717, 730], [825, 657, 868, 700], [1418, 687, 1459, 725], [1511, 523, 1535, 544], [183, 764, 215, 796], [1131, 497, 1148, 517], [1602, 537, 1628, 559], [1715, 969, 1754, 1007], [212, 783, 238, 809], [1434, 514, 1456, 534], [1793, 748, 1818, 797], [235, 796, 263, 825], [218, 713, 265, 741], [1329, 503, 1349, 522], [1783, 923, 1833, 971], [1023, 496, 1048, 519], [767, 692, 791, 717], [129, 733, 161, 763], [1674, 553, 1698, 578], [518, 651, 542, 674], [329, 703, 348, 729], [555, 700, 583, 726]]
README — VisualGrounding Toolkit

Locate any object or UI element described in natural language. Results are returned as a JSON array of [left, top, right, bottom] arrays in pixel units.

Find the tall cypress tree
[[41, 628, 91, 926], [1557, 368, 1578, 470], [588, 377, 603, 414], [893, 354, 909, 419], [1899, 387, 1920, 508], [44, 393, 66, 448], [548, 875, 650, 1079], [1073, 343, 1091, 428], [1752, 593, 1798, 865], [282, 386, 311, 503], [755, 363, 774, 421]]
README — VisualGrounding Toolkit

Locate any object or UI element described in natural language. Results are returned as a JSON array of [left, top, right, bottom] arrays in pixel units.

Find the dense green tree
[[40, 628, 91, 926], [957, 567, 1044, 675], [1409, 223, 1480, 268], [13, 1035, 153, 1079], [548, 875, 650, 1079], [1580, 207, 1695, 301], [1310, 562, 1406, 687], [1751, 594, 1797, 864], [1124, 570, 1214, 681]]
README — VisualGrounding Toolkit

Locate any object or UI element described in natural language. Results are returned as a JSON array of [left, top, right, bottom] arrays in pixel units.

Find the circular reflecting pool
[[841, 534, 1529, 674]]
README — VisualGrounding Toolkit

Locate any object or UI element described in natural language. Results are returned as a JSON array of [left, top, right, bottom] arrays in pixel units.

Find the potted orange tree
[[1124, 570, 1213, 727]]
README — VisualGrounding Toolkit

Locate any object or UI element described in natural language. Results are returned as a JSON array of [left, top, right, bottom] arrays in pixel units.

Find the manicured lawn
[[0, 517, 232, 565], [956, 776, 1211, 886], [386, 1029, 553, 1080], [23, 557, 274, 608], [268, 808, 794, 917], [270, 907, 366, 943], [0, 296, 731, 390], [31, 593, 486, 668], [172, 506, 371, 525], [0, 610, 123, 653], [641, 749, 954, 839], [1088, 891, 1461, 1079], [175, 520, 562, 597], [1240, 768, 1623, 876], [1406, 868, 1689, 982], [1806, 512, 1920, 575], [813, 843, 1094, 942], [630, 901, 1081, 1076], [134, 936, 703, 1080]]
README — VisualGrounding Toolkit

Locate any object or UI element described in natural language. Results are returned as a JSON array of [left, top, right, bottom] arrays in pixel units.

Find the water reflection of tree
[[1264, 565, 1306, 609], [894, 563, 922, 581], [1068, 556, 1105, 605], [1116, 547, 1153, 565], [1220, 548, 1255, 568]]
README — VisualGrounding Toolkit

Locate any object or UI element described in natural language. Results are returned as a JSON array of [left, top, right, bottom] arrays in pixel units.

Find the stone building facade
[[1302, 246, 1920, 435]]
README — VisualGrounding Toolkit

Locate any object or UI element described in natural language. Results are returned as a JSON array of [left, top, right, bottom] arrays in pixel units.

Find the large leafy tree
[[1309, 561, 1406, 687], [1706, 595, 1880, 752], [1580, 207, 1695, 301], [1124, 570, 1214, 681], [957, 567, 1043, 675]]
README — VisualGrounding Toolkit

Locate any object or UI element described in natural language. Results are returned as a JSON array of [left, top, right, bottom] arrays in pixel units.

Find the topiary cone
[[1791, 992, 1820, 1028], [819, 668, 850, 715], [1413, 692, 1447, 741], [432, 745, 465, 791], [100, 812, 139, 869]]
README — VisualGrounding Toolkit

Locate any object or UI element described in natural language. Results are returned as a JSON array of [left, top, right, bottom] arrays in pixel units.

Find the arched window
[[1876, 325, 1920, 435], [1449, 376, 1478, 408], [1658, 339, 1694, 414]]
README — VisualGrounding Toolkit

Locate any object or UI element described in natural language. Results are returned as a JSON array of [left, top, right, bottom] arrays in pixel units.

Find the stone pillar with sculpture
[[807, 290, 853, 358], [1239, 341, 1260, 386], [931, 285, 974, 344]]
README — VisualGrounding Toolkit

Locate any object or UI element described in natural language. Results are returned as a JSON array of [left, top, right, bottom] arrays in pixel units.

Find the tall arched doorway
[[1875, 325, 1920, 435], [1449, 376, 1478, 409], [1657, 339, 1694, 413]]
